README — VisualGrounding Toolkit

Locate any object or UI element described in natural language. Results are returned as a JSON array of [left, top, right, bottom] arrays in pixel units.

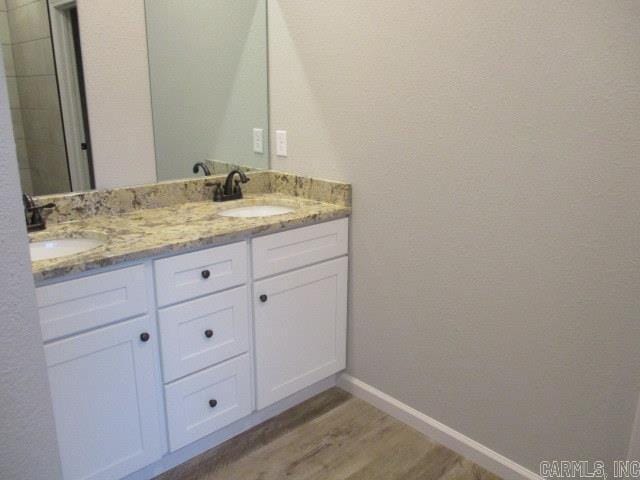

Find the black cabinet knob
[[209, 399, 218, 408], [259, 294, 268, 303], [204, 329, 214, 338], [140, 332, 150, 342], [201, 270, 211, 279]]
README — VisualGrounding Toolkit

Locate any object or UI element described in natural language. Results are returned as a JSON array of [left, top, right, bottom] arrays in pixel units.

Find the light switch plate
[[253, 128, 264, 154], [276, 130, 287, 157]]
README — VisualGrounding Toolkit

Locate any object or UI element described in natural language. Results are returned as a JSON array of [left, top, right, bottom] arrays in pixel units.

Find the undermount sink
[[219, 205, 295, 218], [29, 238, 105, 261]]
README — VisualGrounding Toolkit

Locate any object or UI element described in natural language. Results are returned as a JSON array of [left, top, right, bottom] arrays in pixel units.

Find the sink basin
[[30, 238, 104, 261], [219, 205, 295, 218]]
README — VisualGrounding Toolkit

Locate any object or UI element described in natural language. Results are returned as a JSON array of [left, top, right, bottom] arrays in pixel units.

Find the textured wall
[[0, 44, 62, 480], [77, 0, 156, 189], [268, 0, 640, 470]]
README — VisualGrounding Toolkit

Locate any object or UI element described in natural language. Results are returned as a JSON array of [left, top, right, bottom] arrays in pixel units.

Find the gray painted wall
[[268, 0, 640, 471], [0, 42, 62, 480]]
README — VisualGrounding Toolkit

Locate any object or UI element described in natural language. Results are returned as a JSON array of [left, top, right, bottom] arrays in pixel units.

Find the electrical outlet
[[276, 130, 287, 157], [253, 128, 264, 154]]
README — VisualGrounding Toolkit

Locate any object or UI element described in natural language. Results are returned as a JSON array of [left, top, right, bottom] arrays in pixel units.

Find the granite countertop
[[30, 193, 350, 282]]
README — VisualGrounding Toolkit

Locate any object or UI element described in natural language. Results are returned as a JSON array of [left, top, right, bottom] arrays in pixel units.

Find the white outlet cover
[[276, 130, 287, 157], [253, 128, 264, 154]]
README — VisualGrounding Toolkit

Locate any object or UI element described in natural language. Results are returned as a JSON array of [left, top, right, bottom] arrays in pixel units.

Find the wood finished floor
[[155, 388, 503, 480]]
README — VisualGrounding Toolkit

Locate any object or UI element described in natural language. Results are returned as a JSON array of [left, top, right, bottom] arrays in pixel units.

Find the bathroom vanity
[[6, 1, 352, 477], [30, 171, 351, 480]]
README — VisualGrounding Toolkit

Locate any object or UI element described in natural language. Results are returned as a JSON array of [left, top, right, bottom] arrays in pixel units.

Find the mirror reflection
[[1, 0, 269, 196], [146, 0, 269, 180], [3, 0, 94, 196]]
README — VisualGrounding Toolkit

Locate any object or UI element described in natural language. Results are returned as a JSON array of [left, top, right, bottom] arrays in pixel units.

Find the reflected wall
[[146, 0, 269, 181]]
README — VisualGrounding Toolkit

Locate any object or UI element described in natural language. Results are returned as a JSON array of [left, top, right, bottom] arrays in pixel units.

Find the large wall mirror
[[1, 0, 269, 196]]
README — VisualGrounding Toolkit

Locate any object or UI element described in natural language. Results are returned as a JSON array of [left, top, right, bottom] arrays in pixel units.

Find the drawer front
[[37, 265, 148, 342], [154, 242, 247, 307], [158, 286, 249, 382], [164, 354, 252, 451], [252, 218, 349, 279]]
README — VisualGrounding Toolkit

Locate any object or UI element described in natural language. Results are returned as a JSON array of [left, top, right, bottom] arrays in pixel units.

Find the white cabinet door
[[254, 256, 348, 409], [45, 316, 163, 480]]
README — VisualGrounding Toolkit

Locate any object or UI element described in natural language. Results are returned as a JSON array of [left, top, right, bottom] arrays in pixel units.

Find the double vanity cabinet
[[36, 218, 349, 480]]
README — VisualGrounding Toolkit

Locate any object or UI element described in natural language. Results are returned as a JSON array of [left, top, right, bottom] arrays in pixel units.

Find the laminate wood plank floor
[[155, 388, 503, 480]]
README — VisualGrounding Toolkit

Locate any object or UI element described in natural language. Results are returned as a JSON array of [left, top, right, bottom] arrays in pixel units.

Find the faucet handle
[[205, 182, 224, 202], [22, 193, 34, 209]]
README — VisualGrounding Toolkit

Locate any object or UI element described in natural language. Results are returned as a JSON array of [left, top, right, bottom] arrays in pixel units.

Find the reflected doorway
[[49, 0, 94, 192], [1, 0, 93, 195]]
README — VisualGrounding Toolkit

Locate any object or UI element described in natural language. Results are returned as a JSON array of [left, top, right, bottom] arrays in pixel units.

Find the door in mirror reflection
[[2, 0, 94, 195], [145, 0, 269, 181]]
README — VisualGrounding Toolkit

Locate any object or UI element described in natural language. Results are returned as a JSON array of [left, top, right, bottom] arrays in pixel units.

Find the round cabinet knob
[[209, 399, 218, 408], [201, 270, 211, 279], [140, 332, 150, 342], [259, 294, 268, 303], [204, 329, 214, 338]]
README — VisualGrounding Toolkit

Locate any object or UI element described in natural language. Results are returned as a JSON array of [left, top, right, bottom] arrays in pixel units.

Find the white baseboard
[[337, 374, 542, 480]]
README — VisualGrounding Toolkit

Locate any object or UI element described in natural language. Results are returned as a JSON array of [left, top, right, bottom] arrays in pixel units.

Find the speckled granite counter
[[30, 171, 351, 282]]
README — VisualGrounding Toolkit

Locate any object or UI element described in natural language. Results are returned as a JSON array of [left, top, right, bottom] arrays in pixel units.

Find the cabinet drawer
[[164, 354, 252, 451], [154, 242, 247, 307], [158, 286, 249, 382], [252, 218, 348, 279], [37, 265, 148, 342]]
